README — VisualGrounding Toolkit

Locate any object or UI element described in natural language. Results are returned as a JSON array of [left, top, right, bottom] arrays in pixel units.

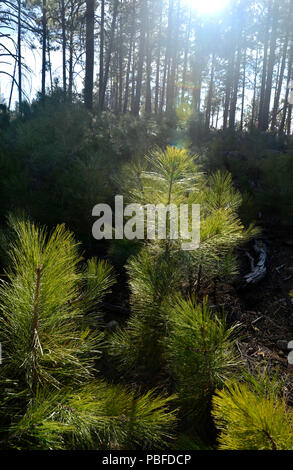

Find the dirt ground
[[216, 228, 293, 400]]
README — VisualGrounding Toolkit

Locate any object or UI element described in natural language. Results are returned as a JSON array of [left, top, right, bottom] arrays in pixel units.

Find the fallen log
[[244, 239, 267, 285]]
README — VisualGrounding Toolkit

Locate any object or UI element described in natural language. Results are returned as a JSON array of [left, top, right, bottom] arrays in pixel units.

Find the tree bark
[[133, 0, 147, 116], [99, 0, 104, 107], [145, 7, 152, 114], [261, 0, 279, 131], [258, 0, 272, 130], [41, 0, 47, 98], [100, 0, 119, 111], [240, 49, 247, 131], [205, 53, 215, 129], [61, 0, 67, 94], [124, 0, 136, 113], [17, 0, 22, 112], [154, 0, 163, 114], [84, 0, 95, 109], [279, 41, 293, 134]]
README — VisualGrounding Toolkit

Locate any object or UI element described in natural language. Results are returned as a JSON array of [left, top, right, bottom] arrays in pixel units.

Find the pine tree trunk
[[47, 33, 53, 92], [116, 16, 123, 114], [192, 52, 202, 114], [251, 49, 259, 127], [279, 41, 293, 134], [100, 0, 119, 111], [229, 45, 241, 130], [145, 8, 152, 114], [258, 0, 272, 130], [160, 0, 173, 113], [133, 0, 147, 116], [240, 49, 247, 131], [261, 0, 279, 131], [84, 0, 95, 109], [68, 30, 73, 101], [205, 53, 215, 129], [166, 0, 178, 114], [41, 0, 47, 98], [123, 0, 136, 113], [99, 0, 104, 108], [61, 0, 67, 94], [287, 104, 292, 135], [271, 7, 291, 131], [181, 8, 191, 103], [17, 0, 22, 112], [154, 0, 163, 114], [223, 50, 235, 130]]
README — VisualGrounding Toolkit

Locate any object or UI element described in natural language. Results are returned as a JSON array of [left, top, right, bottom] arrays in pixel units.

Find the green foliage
[[125, 145, 256, 290], [109, 146, 254, 384], [2, 383, 176, 450], [0, 218, 113, 391], [0, 96, 177, 249], [256, 151, 293, 225], [0, 219, 177, 450], [166, 297, 240, 418], [198, 131, 293, 227], [109, 248, 181, 380], [212, 371, 293, 450]]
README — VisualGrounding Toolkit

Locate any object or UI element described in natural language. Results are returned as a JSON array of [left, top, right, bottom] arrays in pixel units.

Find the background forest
[[0, 0, 293, 452]]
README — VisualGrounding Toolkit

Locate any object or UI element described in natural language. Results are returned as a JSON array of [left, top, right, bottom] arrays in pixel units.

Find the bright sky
[[182, 0, 230, 14], [0, 0, 231, 108]]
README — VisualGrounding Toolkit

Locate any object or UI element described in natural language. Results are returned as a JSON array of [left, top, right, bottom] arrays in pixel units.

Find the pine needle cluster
[[0, 218, 176, 449], [110, 147, 254, 381], [212, 371, 293, 450], [166, 296, 241, 418]]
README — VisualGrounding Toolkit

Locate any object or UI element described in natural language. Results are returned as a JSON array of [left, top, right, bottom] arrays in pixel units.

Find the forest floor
[[102, 223, 293, 395], [221, 226, 293, 398]]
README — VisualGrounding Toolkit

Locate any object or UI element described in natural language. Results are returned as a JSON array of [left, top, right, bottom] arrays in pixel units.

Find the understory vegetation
[[0, 97, 293, 450]]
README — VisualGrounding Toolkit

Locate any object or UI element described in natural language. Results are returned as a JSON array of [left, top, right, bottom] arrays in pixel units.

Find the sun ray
[[182, 0, 230, 15]]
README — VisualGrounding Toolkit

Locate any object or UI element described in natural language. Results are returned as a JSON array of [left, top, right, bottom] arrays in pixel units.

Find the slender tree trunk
[[145, 8, 152, 114], [168, 0, 181, 112], [229, 44, 242, 130], [181, 7, 191, 103], [258, 0, 272, 129], [41, 0, 47, 98], [166, 0, 178, 113], [223, 50, 235, 130], [251, 49, 259, 127], [205, 53, 215, 129], [8, 59, 17, 110], [160, 0, 174, 113], [261, 1, 279, 131], [47, 33, 53, 92], [61, 0, 67, 93], [240, 49, 246, 131], [192, 53, 202, 114], [100, 0, 119, 111], [131, 37, 136, 113], [154, 0, 163, 114], [68, 30, 73, 100], [99, 0, 104, 107], [124, 0, 136, 113], [133, 0, 147, 116], [84, 0, 95, 109], [118, 21, 123, 113], [17, 0, 22, 112], [287, 104, 292, 135], [280, 41, 293, 134], [271, 26, 290, 130]]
